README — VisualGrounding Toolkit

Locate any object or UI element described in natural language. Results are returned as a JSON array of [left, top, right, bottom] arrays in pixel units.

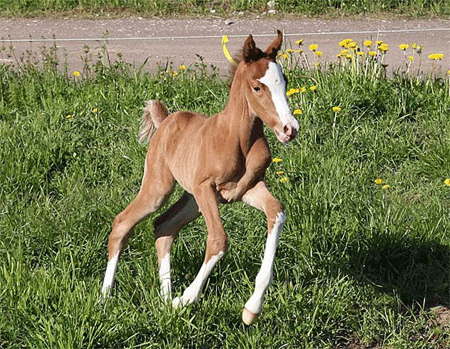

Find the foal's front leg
[[172, 183, 228, 308], [241, 181, 285, 325], [220, 136, 270, 203]]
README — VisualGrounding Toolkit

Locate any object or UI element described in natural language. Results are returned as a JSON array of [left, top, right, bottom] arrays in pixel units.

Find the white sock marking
[[258, 62, 299, 131], [102, 251, 119, 297], [159, 252, 172, 300], [173, 251, 225, 308], [245, 211, 286, 315]]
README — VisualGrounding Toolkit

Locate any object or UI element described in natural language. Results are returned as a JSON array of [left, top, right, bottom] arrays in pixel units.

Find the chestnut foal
[[101, 30, 299, 325]]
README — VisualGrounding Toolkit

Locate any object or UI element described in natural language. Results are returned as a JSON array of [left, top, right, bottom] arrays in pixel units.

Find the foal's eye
[[253, 86, 261, 92]]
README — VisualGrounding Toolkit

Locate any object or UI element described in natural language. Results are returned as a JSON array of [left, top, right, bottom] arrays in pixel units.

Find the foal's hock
[[101, 30, 299, 326]]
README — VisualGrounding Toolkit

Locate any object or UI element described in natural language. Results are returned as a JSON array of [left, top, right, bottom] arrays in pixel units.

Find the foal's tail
[[139, 100, 169, 144]]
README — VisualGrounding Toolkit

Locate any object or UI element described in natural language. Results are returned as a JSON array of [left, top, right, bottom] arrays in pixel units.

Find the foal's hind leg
[[101, 158, 175, 296], [172, 184, 228, 308], [154, 191, 200, 300], [241, 181, 285, 325]]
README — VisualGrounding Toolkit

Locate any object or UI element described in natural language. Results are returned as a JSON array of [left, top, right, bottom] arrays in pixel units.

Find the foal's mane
[[229, 46, 267, 87]]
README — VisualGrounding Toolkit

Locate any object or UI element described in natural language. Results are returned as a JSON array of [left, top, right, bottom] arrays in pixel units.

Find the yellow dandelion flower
[[338, 39, 353, 47], [273, 158, 283, 163], [357, 51, 365, 56], [428, 53, 444, 60], [179, 65, 187, 71], [445, 178, 450, 186], [315, 50, 323, 57], [412, 43, 417, 49], [376, 40, 383, 45], [172, 71, 179, 77], [416, 45, 422, 53], [73, 71, 80, 77], [309, 44, 319, 51], [286, 49, 294, 54], [293, 109, 302, 115], [364, 40, 372, 47], [368, 51, 377, 57], [282, 53, 288, 59], [310, 85, 317, 91], [408, 56, 414, 61], [92, 108, 98, 113], [332, 106, 341, 112], [286, 88, 300, 96], [66, 114, 73, 118], [447, 70, 450, 76], [374, 178, 383, 185], [276, 171, 285, 175], [346, 54, 353, 60], [280, 177, 288, 183], [347, 41, 357, 49], [382, 184, 391, 190], [295, 39, 304, 45], [301, 86, 306, 93], [297, 49, 303, 54], [378, 44, 388, 53], [399, 44, 409, 50]]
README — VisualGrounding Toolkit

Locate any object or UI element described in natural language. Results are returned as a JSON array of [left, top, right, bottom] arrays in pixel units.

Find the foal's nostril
[[283, 124, 293, 137]]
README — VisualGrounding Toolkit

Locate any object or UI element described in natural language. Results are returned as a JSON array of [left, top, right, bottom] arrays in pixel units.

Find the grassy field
[[1, 0, 450, 18], [1, 39, 450, 348]]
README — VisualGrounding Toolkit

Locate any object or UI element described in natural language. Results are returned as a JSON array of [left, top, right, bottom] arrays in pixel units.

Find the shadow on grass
[[348, 230, 450, 307]]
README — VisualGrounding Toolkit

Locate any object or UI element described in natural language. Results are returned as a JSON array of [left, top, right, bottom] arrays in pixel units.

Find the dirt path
[[1, 16, 450, 74]]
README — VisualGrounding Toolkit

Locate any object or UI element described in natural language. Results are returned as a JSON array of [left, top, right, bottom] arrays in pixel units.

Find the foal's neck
[[219, 77, 264, 155]]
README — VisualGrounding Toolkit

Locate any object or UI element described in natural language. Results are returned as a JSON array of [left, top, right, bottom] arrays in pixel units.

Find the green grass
[[1, 0, 450, 18], [1, 42, 450, 348]]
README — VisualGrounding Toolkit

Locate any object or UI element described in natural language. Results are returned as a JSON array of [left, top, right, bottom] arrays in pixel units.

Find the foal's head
[[232, 30, 299, 144]]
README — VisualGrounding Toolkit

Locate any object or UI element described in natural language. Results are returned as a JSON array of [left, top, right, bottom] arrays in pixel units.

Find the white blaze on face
[[258, 62, 299, 142]]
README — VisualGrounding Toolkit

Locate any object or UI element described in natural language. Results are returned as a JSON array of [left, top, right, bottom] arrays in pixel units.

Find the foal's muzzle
[[276, 119, 299, 144]]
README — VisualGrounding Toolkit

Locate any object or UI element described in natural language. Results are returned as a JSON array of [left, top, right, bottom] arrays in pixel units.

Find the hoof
[[242, 307, 260, 326]]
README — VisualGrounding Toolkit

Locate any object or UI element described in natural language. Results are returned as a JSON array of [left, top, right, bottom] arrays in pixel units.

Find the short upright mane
[[229, 48, 268, 87], [228, 31, 282, 87]]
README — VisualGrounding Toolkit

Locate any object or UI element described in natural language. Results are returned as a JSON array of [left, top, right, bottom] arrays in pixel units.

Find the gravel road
[[1, 16, 450, 74]]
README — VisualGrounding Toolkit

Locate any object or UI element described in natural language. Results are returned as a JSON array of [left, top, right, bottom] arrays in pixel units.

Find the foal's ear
[[242, 34, 258, 62], [265, 30, 283, 60]]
